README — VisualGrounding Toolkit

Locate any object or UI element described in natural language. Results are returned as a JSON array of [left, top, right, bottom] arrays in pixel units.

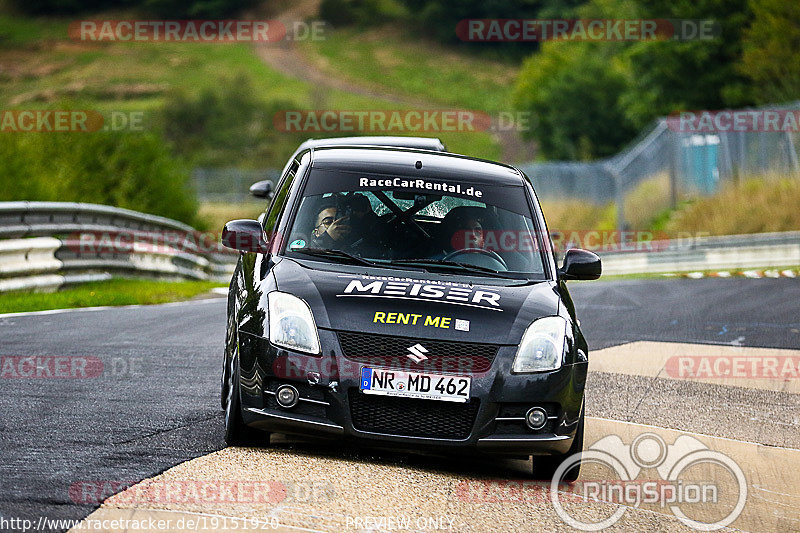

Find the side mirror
[[559, 249, 601, 280], [249, 180, 274, 199], [221, 219, 270, 253]]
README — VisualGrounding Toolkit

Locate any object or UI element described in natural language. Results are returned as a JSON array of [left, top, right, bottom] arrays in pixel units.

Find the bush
[[7, 0, 254, 17], [160, 74, 308, 169], [143, 0, 257, 18], [513, 40, 637, 160], [0, 127, 200, 227], [5, 0, 125, 15], [319, 0, 406, 27]]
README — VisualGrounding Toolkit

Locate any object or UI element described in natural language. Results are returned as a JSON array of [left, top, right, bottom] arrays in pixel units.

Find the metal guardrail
[[0, 202, 239, 293], [599, 231, 800, 276], [2, 202, 796, 289]]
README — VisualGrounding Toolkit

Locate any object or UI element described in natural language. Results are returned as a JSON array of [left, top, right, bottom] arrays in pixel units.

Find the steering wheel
[[443, 248, 508, 271]]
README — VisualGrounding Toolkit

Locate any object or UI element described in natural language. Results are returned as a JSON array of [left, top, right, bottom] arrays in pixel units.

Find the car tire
[[224, 352, 269, 446], [531, 410, 584, 482], [221, 355, 229, 411]]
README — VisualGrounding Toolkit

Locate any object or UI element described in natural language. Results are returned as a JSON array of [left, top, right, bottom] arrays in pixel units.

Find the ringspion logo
[[550, 432, 747, 530]]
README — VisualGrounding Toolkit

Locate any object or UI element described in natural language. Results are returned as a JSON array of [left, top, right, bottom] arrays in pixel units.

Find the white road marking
[[0, 297, 222, 319]]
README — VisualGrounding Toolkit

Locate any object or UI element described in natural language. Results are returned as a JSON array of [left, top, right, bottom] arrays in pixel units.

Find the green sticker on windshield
[[290, 239, 306, 249]]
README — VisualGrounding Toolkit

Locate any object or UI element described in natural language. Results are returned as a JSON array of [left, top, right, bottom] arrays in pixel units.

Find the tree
[[160, 75, 307, 168], [0, 129, 200, 226], [513, 40, 637, 159], [620, 0, 753, 127], [512, 0, 756, 159], [512, 0, 640, 159], [738, 0, 800, 104]]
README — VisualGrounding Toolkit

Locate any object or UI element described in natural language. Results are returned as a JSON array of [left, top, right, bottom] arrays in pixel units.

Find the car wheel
[[531, 411, 584, 482], [224, 351, 269, 446], [221, 355, 229, 411]]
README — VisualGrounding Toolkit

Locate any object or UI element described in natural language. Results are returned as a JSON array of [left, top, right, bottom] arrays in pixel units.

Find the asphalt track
[[1, 278, 798, 532]]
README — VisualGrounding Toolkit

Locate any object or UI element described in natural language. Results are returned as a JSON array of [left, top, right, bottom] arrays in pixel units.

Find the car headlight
[[512, 316, 568, 373], [268, 292, 321, 355]]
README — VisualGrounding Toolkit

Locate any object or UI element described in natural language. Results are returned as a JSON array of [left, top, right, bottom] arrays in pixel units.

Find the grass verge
[[198, 201, 266, 233], [0, 15, 502, 166], [541, 174, 800, 235], [663, 177, 800, 235], [0, 278, 226, 314], [299, 26, 519, 115]]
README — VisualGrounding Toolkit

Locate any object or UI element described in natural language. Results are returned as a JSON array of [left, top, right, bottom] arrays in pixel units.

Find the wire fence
[[193, 103, 800, 232], [520, 101, 800, 231]]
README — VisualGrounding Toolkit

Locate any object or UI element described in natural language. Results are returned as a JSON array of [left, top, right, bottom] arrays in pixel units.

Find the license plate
[[360, 367, 471, 403]]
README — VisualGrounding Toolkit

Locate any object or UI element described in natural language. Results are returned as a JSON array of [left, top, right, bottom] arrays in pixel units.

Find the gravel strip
[[98, 443, 690, 532]]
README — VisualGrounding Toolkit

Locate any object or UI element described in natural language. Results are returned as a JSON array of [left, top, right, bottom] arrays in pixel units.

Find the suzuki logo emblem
[[406, 343, 429, 363]]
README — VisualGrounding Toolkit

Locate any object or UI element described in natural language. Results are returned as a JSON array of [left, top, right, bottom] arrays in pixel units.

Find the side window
[[263, 161, 298, 238]]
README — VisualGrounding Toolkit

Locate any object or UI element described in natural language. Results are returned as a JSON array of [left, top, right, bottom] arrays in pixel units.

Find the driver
[[436, 213, 507, 270], [460, 217, 485, 250], [444, 215, 485, 253], [310, 200, 352, 248], [309, 194, 384, 253]]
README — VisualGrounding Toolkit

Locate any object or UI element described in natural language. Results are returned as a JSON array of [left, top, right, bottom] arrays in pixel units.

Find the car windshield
[[283, 168, 547, 278]]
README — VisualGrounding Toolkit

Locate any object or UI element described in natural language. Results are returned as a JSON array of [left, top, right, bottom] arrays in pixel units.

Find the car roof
[[295, 136, 446, 153], [306, 146, 526, 187]]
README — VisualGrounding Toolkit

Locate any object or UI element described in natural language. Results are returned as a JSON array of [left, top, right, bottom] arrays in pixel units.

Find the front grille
[[349, 392, 479, 439], [337, 331, 499, 374]]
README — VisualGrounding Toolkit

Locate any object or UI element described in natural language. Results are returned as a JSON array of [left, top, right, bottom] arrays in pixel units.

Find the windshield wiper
[[292, 248, 378, 267], [387, 258, 521, 279]]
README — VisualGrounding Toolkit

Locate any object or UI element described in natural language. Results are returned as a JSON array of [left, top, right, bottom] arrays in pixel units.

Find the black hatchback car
[[220, 145, 601, 479]]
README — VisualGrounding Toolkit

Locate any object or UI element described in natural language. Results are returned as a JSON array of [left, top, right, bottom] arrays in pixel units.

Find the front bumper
[[237, 329, 587, 457]]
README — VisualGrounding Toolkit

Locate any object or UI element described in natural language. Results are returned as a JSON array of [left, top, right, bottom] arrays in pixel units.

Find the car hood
[[272, 258, 560, 346]]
